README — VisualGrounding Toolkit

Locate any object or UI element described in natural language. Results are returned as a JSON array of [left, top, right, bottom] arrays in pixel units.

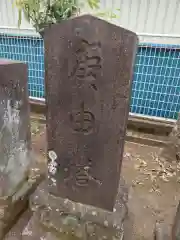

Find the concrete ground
[[5, 120, 180, 239]]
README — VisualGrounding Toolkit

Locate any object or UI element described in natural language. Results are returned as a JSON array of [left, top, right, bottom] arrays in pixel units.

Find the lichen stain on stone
[[48, 150, 57, 161], [0, 98, 29, 196], [62, 216, 78, 226], [48, 150, 58, 177]]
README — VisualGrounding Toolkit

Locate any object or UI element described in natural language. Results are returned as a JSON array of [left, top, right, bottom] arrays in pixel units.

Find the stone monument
[[22, 15, 138, 239], [0, 59, 41, 238]]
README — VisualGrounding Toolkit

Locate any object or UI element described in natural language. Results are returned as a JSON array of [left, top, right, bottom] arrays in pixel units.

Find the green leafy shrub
[[13, 0, 119, 34]]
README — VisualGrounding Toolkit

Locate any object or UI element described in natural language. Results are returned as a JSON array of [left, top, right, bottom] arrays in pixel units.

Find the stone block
[[22, 178, 128, 240], [0, 59, 45, 239]]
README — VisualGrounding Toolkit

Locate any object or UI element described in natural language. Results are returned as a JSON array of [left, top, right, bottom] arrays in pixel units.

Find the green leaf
[[11, 0, 119, 33], [87, 0, 100, 9]]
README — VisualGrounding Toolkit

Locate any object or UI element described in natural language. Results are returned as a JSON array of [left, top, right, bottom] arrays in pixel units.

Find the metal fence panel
[[132, 43, 180, 119], [0, 0, 180, 119], [0, 34, 179, 119], [0, 35, 44, 99]]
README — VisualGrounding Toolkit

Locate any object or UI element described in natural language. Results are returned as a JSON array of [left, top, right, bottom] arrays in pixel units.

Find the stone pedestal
[[21, 179, 128, 240]]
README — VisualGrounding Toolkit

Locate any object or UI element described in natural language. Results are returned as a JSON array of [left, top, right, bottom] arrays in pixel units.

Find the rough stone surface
[[0, 59, 31, 198], [0, 59, 42, 239], [161, 112, 180, 162], [22, 177, 128, 240], [44, 14, 138, 211], [4, 210, 32, 240]]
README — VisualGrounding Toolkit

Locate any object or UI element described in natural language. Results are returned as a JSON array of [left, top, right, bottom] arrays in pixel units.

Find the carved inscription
[[70, 39, 102, 134], [64, 152, 93, 188], [70, 102, 95, 134], [67, 39, 102, 187], [71, 39, 102, 90], [75, 158, 92, 187]]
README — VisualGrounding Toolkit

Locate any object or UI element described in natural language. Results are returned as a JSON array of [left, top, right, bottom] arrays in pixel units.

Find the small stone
[[104, 220, 109, 227], [32, 168, 40, 172], [125, 152, 131, 158], [113, 222, 117, 228], [64, 199, 69, 204], [23, 227, 33, 236], [92, 211, 97, 216], [51, 178, 56, 183]]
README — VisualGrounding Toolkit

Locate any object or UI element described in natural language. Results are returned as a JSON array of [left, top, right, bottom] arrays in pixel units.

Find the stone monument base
[[21, 179, 129, 240], [0, 165, 44, 240]]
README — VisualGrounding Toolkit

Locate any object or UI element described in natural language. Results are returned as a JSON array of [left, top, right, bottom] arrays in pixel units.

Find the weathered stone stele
[[44, 14, 138, 210], [0, 59, 33, 238], [0, 59, 31, 197]]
